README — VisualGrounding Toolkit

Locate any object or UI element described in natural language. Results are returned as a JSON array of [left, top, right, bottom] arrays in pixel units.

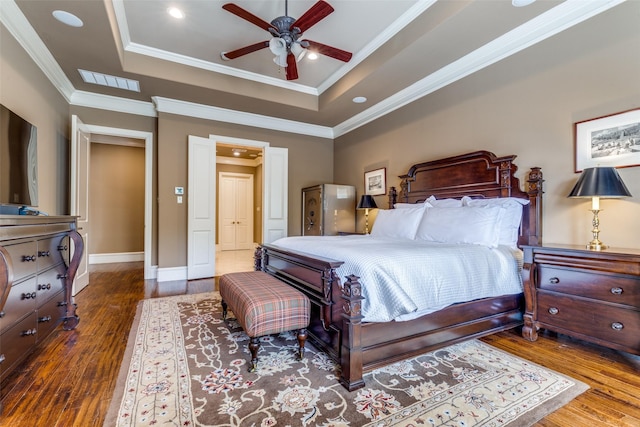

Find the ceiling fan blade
[[221, 41, 270, 60], [305, 40, 352, 62], [222, 3, 277, 32], [286, 53, 299, 80], [290, 0, 334, 33]]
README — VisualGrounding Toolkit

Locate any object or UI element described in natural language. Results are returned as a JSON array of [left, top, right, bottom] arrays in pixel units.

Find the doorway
[[218, 172, 254, 251]]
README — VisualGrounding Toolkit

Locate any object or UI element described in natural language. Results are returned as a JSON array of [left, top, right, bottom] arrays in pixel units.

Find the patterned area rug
[[105, 292, 588, 426]]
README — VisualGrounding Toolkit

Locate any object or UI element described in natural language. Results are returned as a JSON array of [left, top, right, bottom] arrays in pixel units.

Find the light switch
[[177, 196, 183, 204]]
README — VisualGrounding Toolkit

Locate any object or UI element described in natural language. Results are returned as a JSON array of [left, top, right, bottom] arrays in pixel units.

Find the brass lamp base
[[586, 209, 607, 251]]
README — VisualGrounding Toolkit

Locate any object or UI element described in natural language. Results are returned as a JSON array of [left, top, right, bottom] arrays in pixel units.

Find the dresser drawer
[[537, 265, 640, 307], [537, 291, 640, 351], [0, 277, 37, 332], [0, 312, 37, 382], [36, 264, 66, 304], [2, 240, 38, 282], [36, 291, 65, 341], [37, 234, 69, 271]]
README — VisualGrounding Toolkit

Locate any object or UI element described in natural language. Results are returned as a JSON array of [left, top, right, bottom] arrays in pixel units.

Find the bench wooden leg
[[248, 337, 260, 372], [297, 328, 308, 360], [221, 300, 228, 320]]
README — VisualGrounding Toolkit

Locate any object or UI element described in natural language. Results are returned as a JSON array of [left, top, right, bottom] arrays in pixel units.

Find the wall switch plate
[[177, 196, 183, 204], [175, 187, 184, 195]]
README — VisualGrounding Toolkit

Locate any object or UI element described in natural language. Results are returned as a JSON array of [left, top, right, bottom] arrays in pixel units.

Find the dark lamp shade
[[357, 195, 377, 209], [568, 167, 632, 198]]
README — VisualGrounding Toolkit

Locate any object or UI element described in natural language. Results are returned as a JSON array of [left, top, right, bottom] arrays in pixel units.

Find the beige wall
[[1, 26, 70, 215], [335, 2, 640, 250], [89, 143, 145, 254], [157, 112, 334, 267]]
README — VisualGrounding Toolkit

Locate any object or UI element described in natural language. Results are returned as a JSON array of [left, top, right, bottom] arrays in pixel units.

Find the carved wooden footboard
[[256, 151, 543, 390]]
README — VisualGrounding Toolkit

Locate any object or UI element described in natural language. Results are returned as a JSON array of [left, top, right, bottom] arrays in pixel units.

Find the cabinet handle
[[57, 245, 68, 251], [21, 328, 37, 336], [38, 250, 50, 257], [21, 292, 37, 300], [38, 315, 52, 323], [22, 254, 36, 262], [611, 322, 624, 331], [57, 273, 68, 279], [38, 283, 52, 291], [548, 307, 559, 315], [548, 277, 560, 284], [610, 287, 623, 295]]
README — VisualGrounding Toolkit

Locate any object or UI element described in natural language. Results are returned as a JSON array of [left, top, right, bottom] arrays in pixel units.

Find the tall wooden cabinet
[[0, 216, 83, 383]]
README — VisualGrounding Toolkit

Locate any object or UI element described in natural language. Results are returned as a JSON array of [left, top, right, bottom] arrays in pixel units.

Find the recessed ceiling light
[[307, 52, 319, 60], [512, 0, 536, 7], [167, 7, 185, 19], [52, 10, 83, 27], [352, 96, 367, 104]]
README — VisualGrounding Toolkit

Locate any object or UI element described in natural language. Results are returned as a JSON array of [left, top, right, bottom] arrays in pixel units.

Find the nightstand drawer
[[537, 265, 640, 307], [537, 291, 640, 350]]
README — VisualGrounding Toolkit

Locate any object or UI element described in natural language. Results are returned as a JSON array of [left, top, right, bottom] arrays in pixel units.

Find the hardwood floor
[[1, 262, 639, 426]]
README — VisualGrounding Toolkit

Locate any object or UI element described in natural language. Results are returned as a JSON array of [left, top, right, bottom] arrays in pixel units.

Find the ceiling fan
[[220, 0, 353, 81]]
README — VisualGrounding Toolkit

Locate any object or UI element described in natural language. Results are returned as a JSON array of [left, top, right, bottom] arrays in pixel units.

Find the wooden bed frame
[[255, 151, 543, 391]]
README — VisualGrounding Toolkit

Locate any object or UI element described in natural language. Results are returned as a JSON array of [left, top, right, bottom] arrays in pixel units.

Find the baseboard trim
[[156, 266, 187, 282], [89, 252, 144, 264]]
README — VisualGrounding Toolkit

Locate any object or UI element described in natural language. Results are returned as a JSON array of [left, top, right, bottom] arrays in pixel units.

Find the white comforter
[[271, 235, 523, 322]]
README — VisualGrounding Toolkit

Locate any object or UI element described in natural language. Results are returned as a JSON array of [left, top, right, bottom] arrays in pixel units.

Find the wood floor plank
[[1, 262, 638, 426]]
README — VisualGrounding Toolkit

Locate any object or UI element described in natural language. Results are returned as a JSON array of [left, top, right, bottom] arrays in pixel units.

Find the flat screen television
[[0, 104, 38, 207]]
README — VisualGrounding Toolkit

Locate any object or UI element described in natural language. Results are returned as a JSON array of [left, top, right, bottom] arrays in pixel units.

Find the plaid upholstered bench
[[219, 271, 311, 372]]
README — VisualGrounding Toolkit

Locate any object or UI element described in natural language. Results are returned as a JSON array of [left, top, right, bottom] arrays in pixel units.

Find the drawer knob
[[57, 245, 68, 251], [548, 307, 559, 315], [21, 292, 37, 300], [38, 250, 50, 257], [21, 328, 37, 336], [57, 273, 68, 279], [22, 254, 36, 262], [548, 277, 560, 284], [38, 315, 52, 323], [611, 322, 624, 331], [0, 354, 5, 363], [610, 287, 623, 295], [38, 283, 52, 291]]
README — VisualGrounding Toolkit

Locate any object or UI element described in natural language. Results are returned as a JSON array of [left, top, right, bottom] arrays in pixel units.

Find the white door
[[187, 135, 216, 279], [219, 173, 253, 250], [70, 115, 90, 294], [263, 146, 288, 243]]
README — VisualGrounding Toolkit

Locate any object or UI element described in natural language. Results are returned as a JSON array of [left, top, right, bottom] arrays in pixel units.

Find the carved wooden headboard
[[388, 151, 543, 246]]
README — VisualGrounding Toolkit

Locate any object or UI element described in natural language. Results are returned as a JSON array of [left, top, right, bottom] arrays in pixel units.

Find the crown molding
[[70, 91, 157, 117], [333, 0, 626, 137], [152, 97, 334, 139]]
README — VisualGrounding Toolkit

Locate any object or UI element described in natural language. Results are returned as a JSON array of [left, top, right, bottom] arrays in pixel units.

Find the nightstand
[[521, 244, 640, 355]]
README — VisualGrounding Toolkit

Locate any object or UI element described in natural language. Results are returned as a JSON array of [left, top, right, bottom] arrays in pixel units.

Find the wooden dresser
[[0, 216, 83, 383], [521, 244, 640, 355]]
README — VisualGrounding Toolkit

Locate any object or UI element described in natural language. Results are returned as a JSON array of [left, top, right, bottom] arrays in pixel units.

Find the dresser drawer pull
[[38, 315, 52, 323], [0, 354, 5, 364], [610, 287, 623, 295], [611, 322, 624, 331], [548, 277, 560, 284], [22, 254, 36, 262], [38, 250, 50, 257], [57, 245, 68, 251], [57, 273, 68, 279], [21, 328, 37, 336], [21, 292, 37, 300], [548, 307, 559, 315], [38, 283, 52, 291]]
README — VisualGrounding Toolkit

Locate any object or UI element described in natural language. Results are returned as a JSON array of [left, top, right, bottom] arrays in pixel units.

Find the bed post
[[526, 167, 544, 246], [339, 274, 365, 391], [254, 246, 265, 271]]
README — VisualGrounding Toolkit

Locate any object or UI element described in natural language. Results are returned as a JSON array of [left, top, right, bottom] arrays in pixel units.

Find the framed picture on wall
[[364, 167, 386, 196], [574, 108, 640, 172]]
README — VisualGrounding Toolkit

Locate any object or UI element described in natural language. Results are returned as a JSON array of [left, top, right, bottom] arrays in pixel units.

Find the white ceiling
[[1, 0, 626, 138]]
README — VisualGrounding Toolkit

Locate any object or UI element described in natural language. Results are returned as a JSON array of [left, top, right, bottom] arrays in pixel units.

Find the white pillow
[[415, 205, 505, 247], [426, 195, 463, 207], [370, 206, 426, 240], [462, 197, 529, 247]]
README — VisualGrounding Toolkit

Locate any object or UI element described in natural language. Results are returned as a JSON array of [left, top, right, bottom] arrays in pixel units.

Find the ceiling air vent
[[79, 69, 140, 92]]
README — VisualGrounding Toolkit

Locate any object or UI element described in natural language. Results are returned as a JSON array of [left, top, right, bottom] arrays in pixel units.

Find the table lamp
[[357, 195, 377, 234], [568, 167, 632, 250]]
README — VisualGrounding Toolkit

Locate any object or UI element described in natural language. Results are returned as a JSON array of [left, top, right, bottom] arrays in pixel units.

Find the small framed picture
[[364, 167, 386, 196], [574, 108, 640, 172]]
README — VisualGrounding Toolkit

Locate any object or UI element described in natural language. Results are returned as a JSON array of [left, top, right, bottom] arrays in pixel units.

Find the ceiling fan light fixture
[[291, 42, 307, 62]]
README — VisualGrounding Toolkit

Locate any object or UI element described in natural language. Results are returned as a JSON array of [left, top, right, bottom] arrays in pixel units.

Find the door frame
[[81, 124, 155, 279]]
